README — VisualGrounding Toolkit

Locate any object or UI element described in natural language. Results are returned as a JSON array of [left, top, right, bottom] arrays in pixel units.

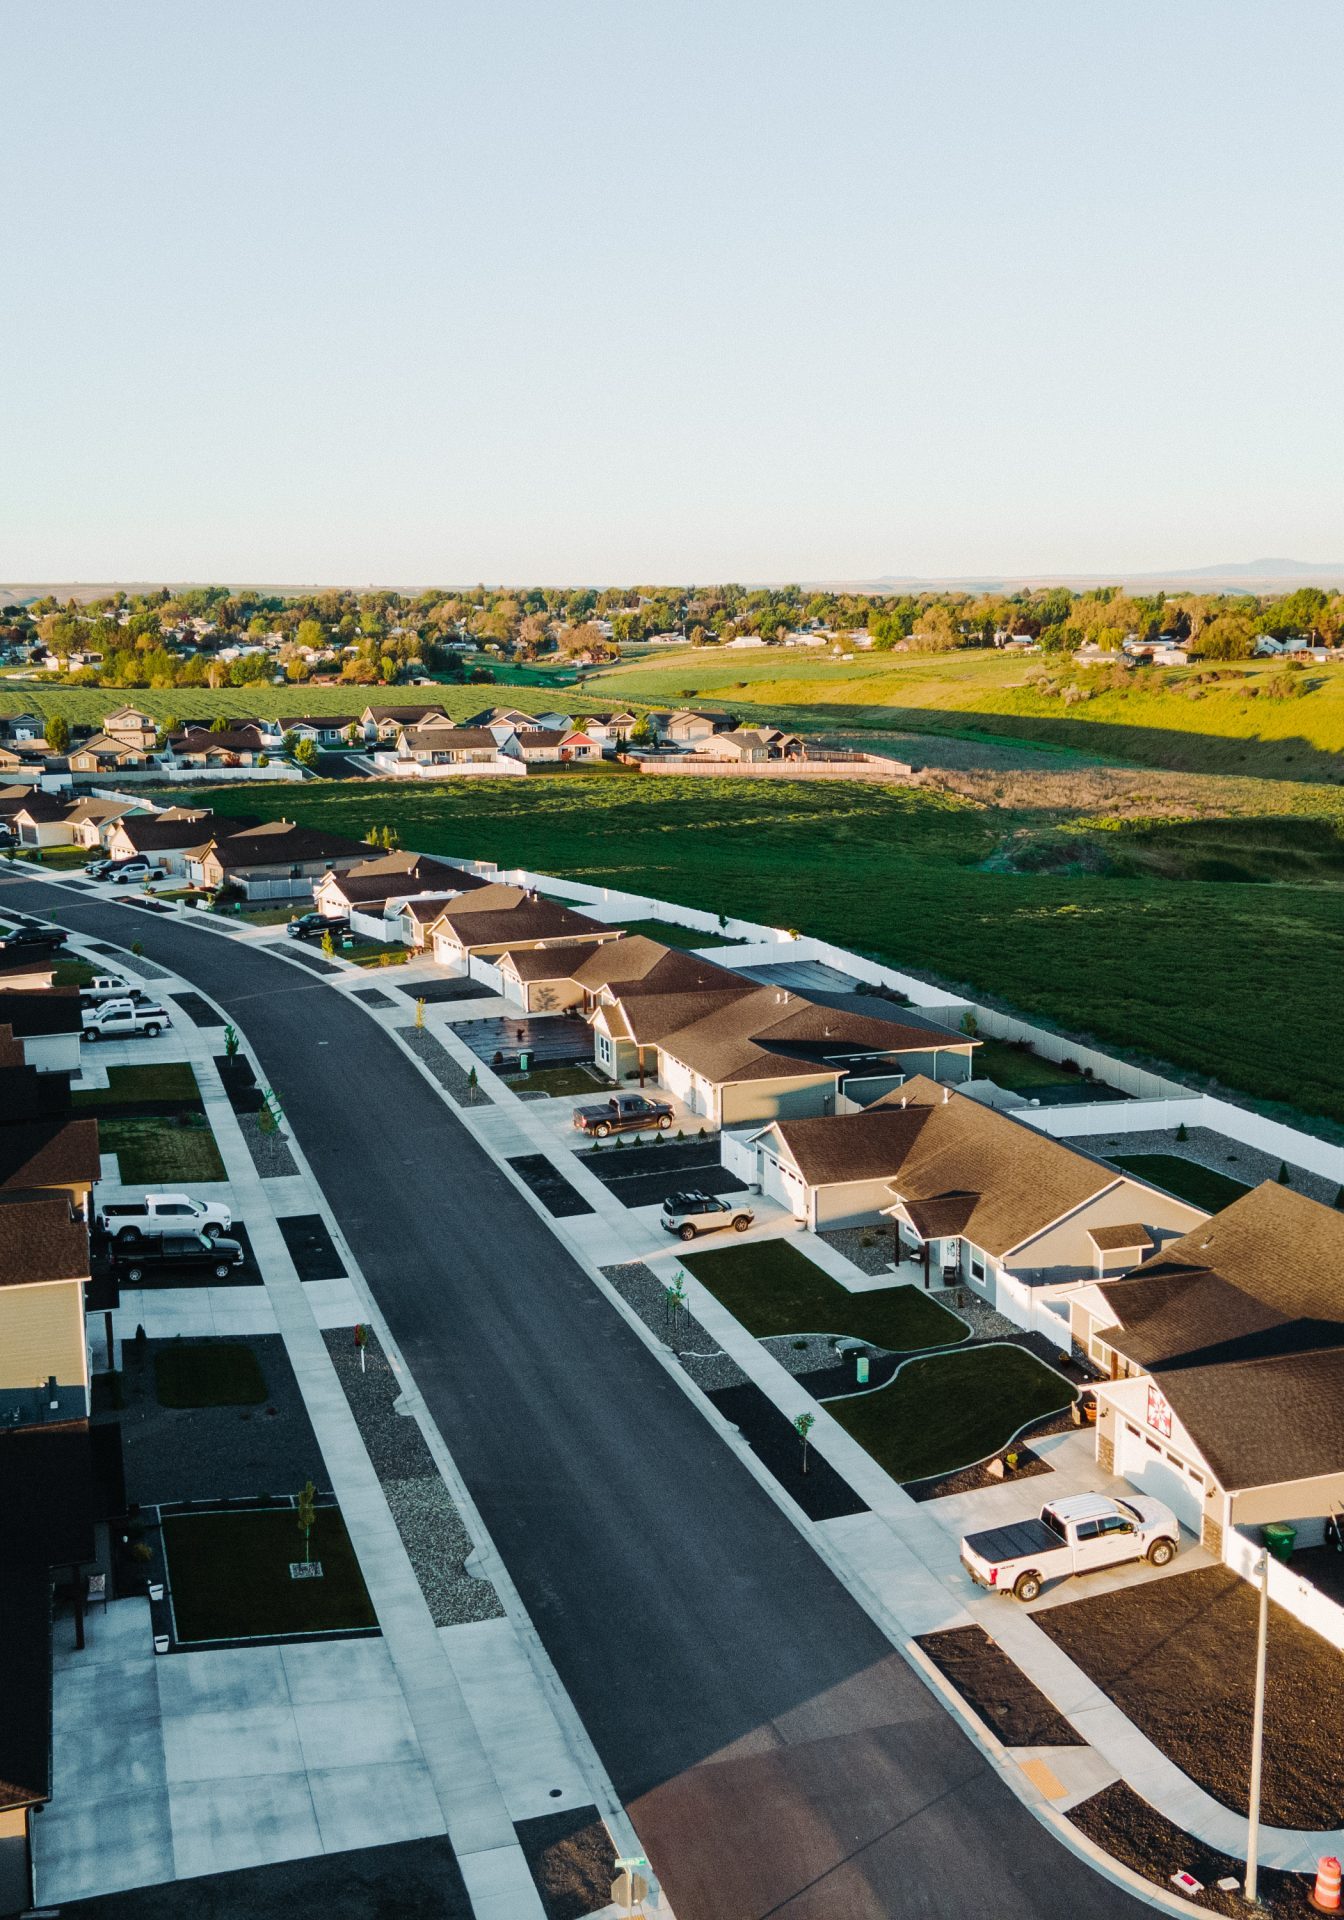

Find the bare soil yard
[[1037, 1564, 1344, 1828]]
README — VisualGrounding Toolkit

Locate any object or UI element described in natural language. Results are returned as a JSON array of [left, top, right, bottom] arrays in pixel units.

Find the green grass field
[[98, 1114, 227, 1183], [826, 1344, 1076, 1482], [684, 1241, 967, 1351], [164, 776, 1344, 1127]]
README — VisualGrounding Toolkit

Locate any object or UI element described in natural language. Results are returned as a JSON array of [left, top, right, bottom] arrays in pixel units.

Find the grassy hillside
[[589, 648, 1344, 781], [175, 777, 1344, 1129]]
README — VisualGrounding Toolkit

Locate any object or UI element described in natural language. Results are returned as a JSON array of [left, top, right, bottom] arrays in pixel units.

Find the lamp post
[[1245, 1547, 1270, 1904]]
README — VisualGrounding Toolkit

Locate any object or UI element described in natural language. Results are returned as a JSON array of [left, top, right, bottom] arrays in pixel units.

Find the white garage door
[[760, 1150, 806, 1221], [1117, 1423, 1204, 1535]]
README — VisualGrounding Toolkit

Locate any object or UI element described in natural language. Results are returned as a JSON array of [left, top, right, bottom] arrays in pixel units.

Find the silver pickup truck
[[961, 1492, 1179, 1602]]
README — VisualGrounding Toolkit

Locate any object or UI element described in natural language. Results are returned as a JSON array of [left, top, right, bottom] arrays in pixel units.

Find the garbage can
[[518, 1050, 531, 1073], [1263, 1522, 1297, 1562]]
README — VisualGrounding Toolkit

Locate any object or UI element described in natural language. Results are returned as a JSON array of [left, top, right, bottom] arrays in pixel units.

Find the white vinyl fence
[[1225, 1525, 1344, 1652]]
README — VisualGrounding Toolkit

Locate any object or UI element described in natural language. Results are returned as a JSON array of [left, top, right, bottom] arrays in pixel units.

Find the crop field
[[172, 776, 1344, 1128]]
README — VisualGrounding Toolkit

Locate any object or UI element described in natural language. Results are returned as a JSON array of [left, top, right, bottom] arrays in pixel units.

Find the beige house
[[194, 819, 371, 900], [63, 797, 139, 850], [314, 849, 484, 926], [100, 705, 158, 751], [750, 1077, 1203, 1337], [67, 733, 155, 774], [0, 1192, 92, 1427], [360, 704, 452, 741], [384, 725, 517, 772], [427, 886, 621, 971], [1072, 1184, 1344, 1552], [659, 708, 737, 745], [10, 796, 76, 848], [164, 726, 267, 768], [106, 809, 221, 876]]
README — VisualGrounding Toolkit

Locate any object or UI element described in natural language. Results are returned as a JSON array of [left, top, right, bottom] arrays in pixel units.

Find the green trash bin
[[1263, 1522, 1296, 1562], [518, 1050, 531, 1073]]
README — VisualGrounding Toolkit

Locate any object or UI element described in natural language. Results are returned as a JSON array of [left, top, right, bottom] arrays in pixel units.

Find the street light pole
[[1245, 1548, 1270, 1904]]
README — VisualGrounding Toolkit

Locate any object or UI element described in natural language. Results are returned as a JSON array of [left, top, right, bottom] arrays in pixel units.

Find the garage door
[[760, 1150, 806, 1221], [1117, 1423, 1204, 1534]]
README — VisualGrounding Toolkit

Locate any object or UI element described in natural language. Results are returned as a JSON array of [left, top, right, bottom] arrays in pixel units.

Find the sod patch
[[162, 1505, 377, 1643], [155, 1342, 267, 1408], [1111, 1153, 1250, 1213], [685, 1239, 966, 1352]]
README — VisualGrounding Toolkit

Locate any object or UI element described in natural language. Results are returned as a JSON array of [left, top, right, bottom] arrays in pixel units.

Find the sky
[[4, 1, 1344, 586]]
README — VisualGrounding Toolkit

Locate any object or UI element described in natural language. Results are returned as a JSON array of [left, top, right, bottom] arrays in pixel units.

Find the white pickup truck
[[960, 1493, 1179, 1602], [98, 1192, 232, 1246], [82, 997, 172, 1040], [81, 975, 134, 1002]]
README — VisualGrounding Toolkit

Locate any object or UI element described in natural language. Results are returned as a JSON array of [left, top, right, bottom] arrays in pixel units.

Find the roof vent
[[943, 1086, 950, 1103], [900, 1096, 908, 1109]]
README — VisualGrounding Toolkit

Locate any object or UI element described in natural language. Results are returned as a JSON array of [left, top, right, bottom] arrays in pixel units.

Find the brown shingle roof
[[654, 988, 960, 1085], [498, 943, 598, 982], [1089, 1223, 1154, 1252], [0, 1192, 90, 1286], [322, 851, 481, 906], [399, 726, 500, 752], [206, 821, 371, 870], [431, 900, 610, 950], [571, 937, 735, 997], [0, 990, 83, 1038], [0, 1119, 100, 1193]]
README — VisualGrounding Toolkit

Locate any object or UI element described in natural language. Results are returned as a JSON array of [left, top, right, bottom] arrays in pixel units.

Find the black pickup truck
[[107, 1231, 245, 1283]]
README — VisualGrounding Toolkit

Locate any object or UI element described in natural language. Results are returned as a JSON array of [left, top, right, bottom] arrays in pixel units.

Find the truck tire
[[214, 1261, 231, 1278], [594, 1121, 611, 1138], [678, 1223, 697, 1242], [732, 1214, 751, 1233], [1148, 1537, 1176, 1567], [1013, 1571, 1043, 1602], [85, 1027, 101, 1042], [144, 1023, 161, 1037], [657, 1114, 671, 1130], [115, 1226, 142, 1247], [203, 1223, 224, 1240], [126, 1265, 144, 1283]]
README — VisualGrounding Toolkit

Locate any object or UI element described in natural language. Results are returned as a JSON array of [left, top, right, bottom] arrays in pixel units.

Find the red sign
[[1146, 1383, 1172, 1438]]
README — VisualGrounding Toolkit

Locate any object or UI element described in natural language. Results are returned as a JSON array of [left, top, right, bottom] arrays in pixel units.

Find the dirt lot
[[1037, 1564, 1344, 1828], [1069, 1782, 1309, 1916]]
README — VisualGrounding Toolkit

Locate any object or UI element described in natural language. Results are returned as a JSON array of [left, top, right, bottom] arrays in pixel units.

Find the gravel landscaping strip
[[929, 1288, 1024, 1342], [397, 1025, 493, 1104], [170, 990, 225, 1027], [601, 1261, 746, 1390], [818, 1227, 900, 1277], [1074, 1123, 1336, 1206], [323, 1327, 503, 1625], [90, 941, 172, 979], [236, 1111, 301, 1178], [281, 946, 342, 974]]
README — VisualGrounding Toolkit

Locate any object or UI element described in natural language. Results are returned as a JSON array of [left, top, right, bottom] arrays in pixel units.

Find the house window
[[969, 1252, 985, 1282]]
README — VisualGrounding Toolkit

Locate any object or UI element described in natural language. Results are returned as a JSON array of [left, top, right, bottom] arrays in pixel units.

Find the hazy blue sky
[[5, 2, 1343, 584]]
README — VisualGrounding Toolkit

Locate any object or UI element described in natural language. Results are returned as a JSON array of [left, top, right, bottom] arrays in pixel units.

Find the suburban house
[[63, 797, 139, 850], [1071, 1183, 1344, 1554], [427, 886, 622, 974], [0, 1118, 99, 1215], [192, 819, 372, 900], [496, 932, 730, 1016], [656, 708, 738, 745], [0, 992, 83, 1074], [66, 733, 156, 775], [360, 703, 452, 741], [748, 1078, 1203, 1336], [314, 849, 487, 929], [510, 728, 600, 764], [0, 714, 45, 744], [0, 745, 48, 781], [692, 729, 772, 763], [580, 711, 638, 749], [460, 706, 536, 731], [0, 1191, 94, 1427], [100, 705, 158, 751], [10, 794, 77, 848], [377, 724, 523, 777], [164, 725, 269, 768], [104, 809, 227, 876], [279, 715, 358, 746]]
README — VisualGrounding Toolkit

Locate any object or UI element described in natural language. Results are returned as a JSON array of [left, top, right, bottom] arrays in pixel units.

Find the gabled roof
[[322, 850, 483, 905], [204, 820, 371, 870], [398, 726, 500, 752], [0, 1190, 90, 1285], [63, 798, 135, 826], [0, 1119, 100, 1193], [169, 726, 265, 754], [430, 897, 611, 950], [655, 988, 962, 1085], [498, 943, 597, 982], [571, 935, 732, 997], [362, 703, 450, 724], [279, 714, 358, 730], [115, 812, 234, 853], [0, 990, 83, 1038], [11, 793, 69, 823]]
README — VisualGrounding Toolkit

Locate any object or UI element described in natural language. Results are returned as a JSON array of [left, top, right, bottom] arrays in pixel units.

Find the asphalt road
[[7, 876, 1153, 1920]]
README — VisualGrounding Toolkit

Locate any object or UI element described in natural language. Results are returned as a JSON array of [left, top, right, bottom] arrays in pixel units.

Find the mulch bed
[[904, 1407, 1075, 1502], [278, 1213, 346, 1282], [351, 985, 396, 1008], [507, 1153, 594, 1218], [515, 1806, 618, 1920], [1068, 1781, 1309, 1916], [915, 1624, 1080, 1746], [396, 977, 488, 1003], [704, 1380, 868, 1522], [281, 946, 341, 974], [1037, 1564, 1344, 1828], [171, 990, 226, 1027], [216, 1052, 264, 1113]]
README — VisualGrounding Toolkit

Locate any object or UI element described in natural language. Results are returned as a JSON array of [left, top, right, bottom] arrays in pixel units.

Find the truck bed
[[964, 1517, 1060, 1563]]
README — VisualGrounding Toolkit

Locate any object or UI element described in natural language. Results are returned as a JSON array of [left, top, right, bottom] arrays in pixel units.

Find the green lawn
[[503, 1064, 608, 1096], [971, 1038, 1082, 1090], [98, 1114, 226, 1182], [345, 940, 408, 967], [618, 916, 737, 949], [51, 956, 97, 987], [684, 1239, 966, 1351], [73, 1061, 203, 1108], [155, 1342, 267, 1408], [827, 1344, 1076, 1482], [157, 776, 1344, 1129], [162, 1506, 377, 1642], [1112, 1154, 1251, 1214]]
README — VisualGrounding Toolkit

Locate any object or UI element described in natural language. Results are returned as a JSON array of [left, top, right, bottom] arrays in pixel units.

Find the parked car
[[109, 1231, 245, 1282], [82, 997, 171, 1040], [97, 1192, 232, 1245], [106, 858, 166, 884], [85, 855, 117, 877], [80, 974, 135, 1002], [661, 1192, 755, 1241], [286, 911, 349, 942], [0, 918, 68, 955], [960, 1493, 1179, 1602], [572, 1092, 674, 1138]]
